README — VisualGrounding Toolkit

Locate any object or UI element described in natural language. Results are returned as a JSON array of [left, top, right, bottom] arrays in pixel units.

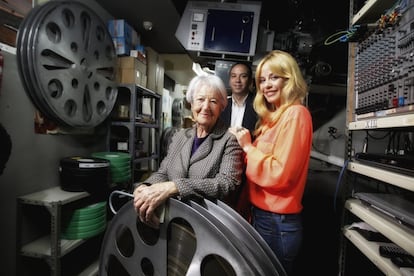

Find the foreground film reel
[[16, 1, 117, 128], [99, 197, 286, 275]]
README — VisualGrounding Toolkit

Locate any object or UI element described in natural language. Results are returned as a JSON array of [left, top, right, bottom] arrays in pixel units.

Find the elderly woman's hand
[[229, 127, 252, 153], [133, 181, 177, 228]]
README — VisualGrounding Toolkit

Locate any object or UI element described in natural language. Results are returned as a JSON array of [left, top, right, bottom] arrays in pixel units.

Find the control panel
[[186, 10, 207, 51], [354, 1, 414, 118]]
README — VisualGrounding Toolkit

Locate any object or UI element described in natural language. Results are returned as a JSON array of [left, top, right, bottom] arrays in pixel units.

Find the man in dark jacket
[[220, 62, 258, 135]]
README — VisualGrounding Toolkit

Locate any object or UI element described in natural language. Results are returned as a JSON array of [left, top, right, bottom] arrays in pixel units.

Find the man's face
[[229, 64, 251, 95]]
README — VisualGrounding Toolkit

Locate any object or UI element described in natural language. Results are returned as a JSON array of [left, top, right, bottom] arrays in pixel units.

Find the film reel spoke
[[16, 1, 117, 128]]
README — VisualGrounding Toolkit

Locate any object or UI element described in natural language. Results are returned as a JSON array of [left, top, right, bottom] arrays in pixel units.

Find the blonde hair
[[253, 50, 308, 136]]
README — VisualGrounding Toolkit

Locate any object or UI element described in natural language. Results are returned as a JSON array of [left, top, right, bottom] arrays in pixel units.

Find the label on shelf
[[117, 142, 128, 151]]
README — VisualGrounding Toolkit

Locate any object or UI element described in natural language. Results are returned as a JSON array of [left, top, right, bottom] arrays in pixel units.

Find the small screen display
[[193, 12, 204, 22]]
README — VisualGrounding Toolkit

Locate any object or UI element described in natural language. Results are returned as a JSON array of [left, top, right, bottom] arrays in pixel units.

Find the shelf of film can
[[111, 121, 160, 129], [342, 227, 401, 276], [20, 235, 87, 258], [131, 83, 160, 98], [17, 186, 95, 276], [347, 161, 414, 192], [348, 113, 414, 130], [345, 199, 414, 256], [18, 186, 90, 205]]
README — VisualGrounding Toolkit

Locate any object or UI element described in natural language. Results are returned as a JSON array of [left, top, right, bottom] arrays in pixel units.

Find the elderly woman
[[133, 74, 244, 228]]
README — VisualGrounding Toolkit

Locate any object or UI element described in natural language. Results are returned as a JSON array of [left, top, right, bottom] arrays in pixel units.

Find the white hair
[[185, 75, 228, 110]]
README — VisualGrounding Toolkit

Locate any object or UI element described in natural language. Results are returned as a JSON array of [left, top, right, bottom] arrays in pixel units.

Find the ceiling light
[[143, 21, 153, 31]]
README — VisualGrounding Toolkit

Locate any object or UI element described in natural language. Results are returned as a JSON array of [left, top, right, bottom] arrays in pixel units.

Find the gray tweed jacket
[[142, 119, 243, 200]]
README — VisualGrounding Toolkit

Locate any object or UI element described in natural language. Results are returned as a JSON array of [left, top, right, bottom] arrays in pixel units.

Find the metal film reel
[[99, 198, 287, 276], [16, 1, 117, 128], [200, 199, 287, 275]]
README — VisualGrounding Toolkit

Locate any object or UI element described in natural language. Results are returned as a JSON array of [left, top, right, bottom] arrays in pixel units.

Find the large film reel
[[16, 1, 117, 128], [99, 197, 287, 275]]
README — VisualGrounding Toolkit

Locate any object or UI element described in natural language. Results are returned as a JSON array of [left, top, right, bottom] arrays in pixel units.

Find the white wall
[[311, 108, 347, 167]]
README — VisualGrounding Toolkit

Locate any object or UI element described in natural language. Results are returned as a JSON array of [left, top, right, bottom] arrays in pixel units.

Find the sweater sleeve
[[245, 106, 313, 192]]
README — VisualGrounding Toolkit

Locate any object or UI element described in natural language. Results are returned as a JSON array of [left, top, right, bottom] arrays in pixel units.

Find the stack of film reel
[[62, 201, 107, 240], [59, 156, 110, 196], [92, 152, 131, 184]]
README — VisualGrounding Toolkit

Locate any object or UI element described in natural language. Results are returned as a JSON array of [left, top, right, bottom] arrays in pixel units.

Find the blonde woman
[[230, 50, 313, 275]]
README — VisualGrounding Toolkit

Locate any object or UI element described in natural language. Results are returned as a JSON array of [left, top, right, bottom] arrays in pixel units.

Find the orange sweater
[[245, 104, 313, 214]]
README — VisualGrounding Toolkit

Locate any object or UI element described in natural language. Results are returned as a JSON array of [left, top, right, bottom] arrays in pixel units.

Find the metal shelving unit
[[17, 186, 101, 276], [340, 116, 414, 275], [339, 1, 414, 274], [109, 84, 161, 186]]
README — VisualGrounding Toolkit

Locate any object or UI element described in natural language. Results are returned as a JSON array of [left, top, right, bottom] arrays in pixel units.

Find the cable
[[333, 158, 349, 212], [324, 29, 355, 45], [324, 0, 406, 46], [108, 190, 133, 214], [323, 23, 372, 45], [362, 136, 368, 153]]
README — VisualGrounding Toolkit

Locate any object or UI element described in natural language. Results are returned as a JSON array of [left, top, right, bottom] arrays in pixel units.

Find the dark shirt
[[220, 92, 258, 135], [191, 135, 208, 155]]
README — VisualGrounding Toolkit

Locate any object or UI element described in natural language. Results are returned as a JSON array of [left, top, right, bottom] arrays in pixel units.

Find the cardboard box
[[130, 48, 147, 64], [118, 68, 147, 86], [116, 56, 147, 86], [146, 47, 164, 94], [118, 56, 145, 69]]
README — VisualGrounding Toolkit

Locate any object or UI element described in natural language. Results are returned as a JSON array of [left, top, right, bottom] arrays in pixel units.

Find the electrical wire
[[333, 158, 349, 212], [324, 27, 359, 45], [325, 0, 406, 45], [108, 190, 133, 214]]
